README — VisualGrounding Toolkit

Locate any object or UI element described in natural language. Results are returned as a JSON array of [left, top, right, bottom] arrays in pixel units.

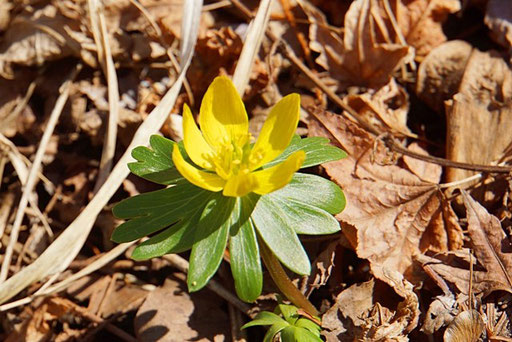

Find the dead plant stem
[[259, 240, 319, 317]]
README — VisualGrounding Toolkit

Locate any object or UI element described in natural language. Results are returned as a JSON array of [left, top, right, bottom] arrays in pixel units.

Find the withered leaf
[[308, 109, 462, 284], [396, 0, 461, 57], [322, 270, 419, 341], [444, 310, 484, 342], [134, 277, 229, 341], [344, 79, 412, 137], [302, 0, 411, 92], [463, 190, 512, 294], [445, 48, 512, 182], [416, 40, 473, 113], [416, 191, 512, 296], [485, 0, 512, 50]]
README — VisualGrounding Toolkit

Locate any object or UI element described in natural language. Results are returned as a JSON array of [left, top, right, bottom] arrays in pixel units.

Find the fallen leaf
[[99, 283, 149, 318], [403, 143, 442, 184], [444, 310, 484, 342], [396, 0, 461, 57], [303, 0, 411, 91], [308, 108, 462, 284], [445, 48, 512, 182], [344, 79, 412, 137], [300, 241, 337, 298], [322, 269, 419, 341], [416, 40, 472, 113], [462, 190, 512, 294], [421, 294, 457, 335], [5, 297, 86, 342], [134, 275, 229, 341], [485, 0, 512, 50], [0, 4, 80, 78], [416, 191, 512, 296]]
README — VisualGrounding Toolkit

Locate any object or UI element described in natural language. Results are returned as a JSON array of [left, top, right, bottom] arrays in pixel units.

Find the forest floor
[[0, 0, 512, 341]]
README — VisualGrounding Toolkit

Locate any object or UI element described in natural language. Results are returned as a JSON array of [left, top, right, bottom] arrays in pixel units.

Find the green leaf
[[264, 135, 346, 169], [249, 194, 311, 275], [131, 216, 200, 260], [273, 173, 345, 215], [276, 304, 299, 323], [188, 195, 235, 292], [241, 312, 286, 328], [279, 326, 299, 342], [229, 199, 262, 302], [263, 322, 289, 342], [128, 135, 183, 185], [295, 318, 322, 335], [111, 183, 211, 243], [267, 193, 340, 235], [290, 326, 323, 342]]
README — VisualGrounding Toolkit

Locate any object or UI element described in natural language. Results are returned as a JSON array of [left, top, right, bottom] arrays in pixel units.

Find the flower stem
[[259, 241, 319, 317]]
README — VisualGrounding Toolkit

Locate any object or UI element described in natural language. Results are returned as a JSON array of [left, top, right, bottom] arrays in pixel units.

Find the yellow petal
[[251, 150, 305, 195], [199, 76, 249, 148], [182, 104, 215, 170], [249, 94, 300, 170], [222, 172, 258, 197], [172, 144, 225, 192]]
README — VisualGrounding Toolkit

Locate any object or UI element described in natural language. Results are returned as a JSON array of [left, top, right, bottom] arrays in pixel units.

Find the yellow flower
[[172, 76, 305, 197]]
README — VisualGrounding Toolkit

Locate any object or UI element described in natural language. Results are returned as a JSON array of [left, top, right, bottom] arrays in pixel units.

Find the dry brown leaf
[[0, 75, 36, 137], [303, 0, 411, 92], [0, 4, 80, 77], [308, 109, 463, 284], [396, 0, 461, 57], [443, 310, 484, 342], [462, 190, 512, 294], [416, 191, 512, 296], [344, 79, 412, 136], [98, 283, 149, 318], [300, 241, 337, 297], [421, 294, 457, 334], [322, 270, 419, 341], [485, 0, 512, 50], [5, 297, 84, 342], [403, 143, 442, 183], [445, 49, 512, 182], [134, 276, 229, 341], [416, 40, 473, 113]]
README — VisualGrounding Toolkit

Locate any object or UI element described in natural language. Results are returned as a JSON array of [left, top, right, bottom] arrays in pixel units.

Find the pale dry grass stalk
[[0, 65, 80, 283], [232, 0, 273, 94], [0, 0, 202, 306], [88, 0, 120, 194]]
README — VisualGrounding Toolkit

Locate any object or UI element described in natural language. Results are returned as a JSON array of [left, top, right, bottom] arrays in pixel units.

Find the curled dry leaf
[[444, 310, 484, 342], [308, 109, 463, 285], [485, 0, 512, 50], [416, 191, 512, 296], [445, 48, 512, 183], [322, 269, 419, 341], [302, 0, 411, 92], [344, 79, 411, 137], [421, 294, 457, 335], [6, 297, 85, 342], [0, 4, 80, 78], [300, 241, 338, 298], [396, 0, 461, 57], [416, 40, 472, 113]]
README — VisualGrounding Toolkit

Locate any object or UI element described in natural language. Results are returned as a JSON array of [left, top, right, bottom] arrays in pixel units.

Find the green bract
[[112, 134, 345, 302], [242, 304, 323, 342]]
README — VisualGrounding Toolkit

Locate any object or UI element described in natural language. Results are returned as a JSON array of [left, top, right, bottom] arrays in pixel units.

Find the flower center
[[206, 134, 263, 180]]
